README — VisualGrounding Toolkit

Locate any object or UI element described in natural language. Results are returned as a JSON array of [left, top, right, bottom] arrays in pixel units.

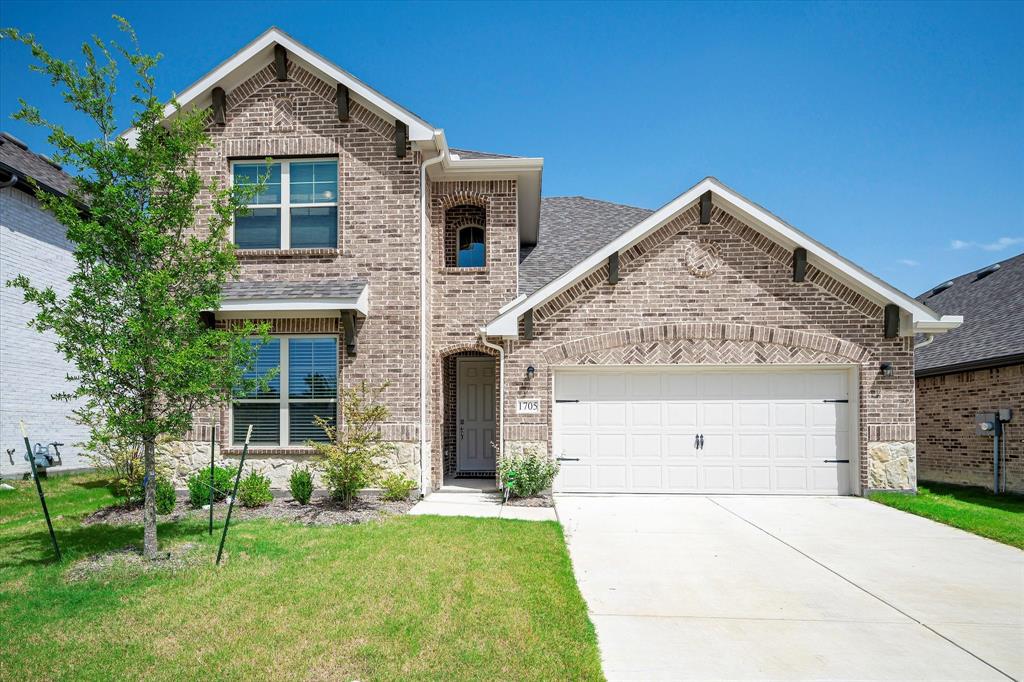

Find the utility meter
[[975, 413, 1001, 437]]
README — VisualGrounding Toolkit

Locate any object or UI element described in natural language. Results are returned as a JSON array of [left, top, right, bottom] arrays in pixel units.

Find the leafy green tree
[[2, 19, 269, 558]]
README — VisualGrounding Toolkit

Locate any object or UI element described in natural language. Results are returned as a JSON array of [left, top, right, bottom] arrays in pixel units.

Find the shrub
[[379, 472, 417, 502], [499, 445, 559, 498], [289, 467, 314, 504], [312, 381, 393, 506], [79, 418, 153, 504], [237, 471, 273, 508], [154, 477, 177, 515], [186, 465, 238, 508]]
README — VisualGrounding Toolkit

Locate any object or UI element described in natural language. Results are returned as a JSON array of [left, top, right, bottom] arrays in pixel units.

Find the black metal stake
[[216, 425, 251, 565], [20, 421, 61, 562], [208, 426, 216, 535]]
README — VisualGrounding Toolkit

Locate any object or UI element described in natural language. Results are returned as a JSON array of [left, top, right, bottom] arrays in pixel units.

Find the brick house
[[0, 132, 89, 475], [152, 28, 962, 495], [915, 253, 1023, 493]]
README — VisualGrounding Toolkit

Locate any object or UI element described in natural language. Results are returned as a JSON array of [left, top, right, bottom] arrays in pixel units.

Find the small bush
[[499, 445, 559, 498], [313, 381, 392, 506], [237, 471, 273, 508], [289, 467, 314, 504], [154, 477, 177, 515], [379, 472, 417, 501], [186, 465, 238, 508]]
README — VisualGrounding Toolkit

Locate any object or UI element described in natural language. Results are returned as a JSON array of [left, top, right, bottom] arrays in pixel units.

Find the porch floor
[[441, 476, 499, 493]]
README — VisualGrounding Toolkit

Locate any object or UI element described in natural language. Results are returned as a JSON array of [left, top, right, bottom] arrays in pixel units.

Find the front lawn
[[0, 474, 603, 681], [870, 482, 1024, 549]]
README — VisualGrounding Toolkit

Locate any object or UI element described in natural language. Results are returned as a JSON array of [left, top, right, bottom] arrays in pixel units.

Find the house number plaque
[[516, 399, 541, 415]]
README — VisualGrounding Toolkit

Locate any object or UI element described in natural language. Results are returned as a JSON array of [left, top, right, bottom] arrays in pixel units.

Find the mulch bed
[[83, 495, 416, 527], [504, 491, 554, 507]]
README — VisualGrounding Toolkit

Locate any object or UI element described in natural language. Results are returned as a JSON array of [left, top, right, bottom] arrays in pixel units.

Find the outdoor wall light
[[879, 362, 894, 377], [526, 366, 536, 380]]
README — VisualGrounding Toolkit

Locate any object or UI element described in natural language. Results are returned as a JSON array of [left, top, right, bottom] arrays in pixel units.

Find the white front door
[[456, 357, 497, 473], [553, 367, 854, 494]]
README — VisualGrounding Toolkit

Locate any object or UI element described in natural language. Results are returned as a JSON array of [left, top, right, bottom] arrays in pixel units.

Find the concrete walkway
[[409, 483, 557, 521], [557, 494, 1024, 681]]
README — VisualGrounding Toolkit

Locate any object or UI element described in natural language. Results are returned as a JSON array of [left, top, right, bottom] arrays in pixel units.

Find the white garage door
[[553, 368, 853, 495]]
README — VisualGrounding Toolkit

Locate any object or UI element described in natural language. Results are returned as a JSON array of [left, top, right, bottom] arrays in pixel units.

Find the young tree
[[3, 19, 268, 558]]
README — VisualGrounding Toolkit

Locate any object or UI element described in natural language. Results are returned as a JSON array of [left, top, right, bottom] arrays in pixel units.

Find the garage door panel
[[631, 465, 664, 489], [553, 368, 852, 495]]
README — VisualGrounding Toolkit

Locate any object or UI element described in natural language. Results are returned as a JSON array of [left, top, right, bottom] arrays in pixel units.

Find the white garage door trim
[[552, 365, 860, 496]]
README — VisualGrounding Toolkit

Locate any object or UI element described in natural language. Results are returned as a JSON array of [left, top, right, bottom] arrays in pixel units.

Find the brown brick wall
[[501, 204, 916, 491], [916, 363, 1023, 492], [427, 180, 519, 487], [190, 60, 423, 454]]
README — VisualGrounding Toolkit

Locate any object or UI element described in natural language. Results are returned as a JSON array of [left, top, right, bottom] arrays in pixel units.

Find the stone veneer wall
[[916, 363, 1023, 493], [502, 203, 918, 492], [175, 59, 423, 486]]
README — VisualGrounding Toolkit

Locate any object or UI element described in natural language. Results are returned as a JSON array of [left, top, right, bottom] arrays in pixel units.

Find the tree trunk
[[142, 436, 158, 559]]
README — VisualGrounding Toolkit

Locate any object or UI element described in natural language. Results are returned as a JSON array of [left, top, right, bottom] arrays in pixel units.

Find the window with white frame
[[232, 337, 338, 446], [232, 159, 338, 250]]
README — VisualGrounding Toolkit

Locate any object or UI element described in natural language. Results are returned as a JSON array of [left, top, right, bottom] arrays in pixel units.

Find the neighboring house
[[146, 27, 961, 495], [0, 132, 88, 476], [915, 253, 1023, 493]]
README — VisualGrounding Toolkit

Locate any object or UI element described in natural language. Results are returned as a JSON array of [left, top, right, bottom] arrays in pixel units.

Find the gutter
[[419, 143, 446, 496], [477, 328, 505, 483], [915, 352, 1024, 379]]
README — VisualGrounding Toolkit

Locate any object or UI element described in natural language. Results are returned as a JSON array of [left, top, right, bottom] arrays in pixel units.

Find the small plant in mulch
[[499, 445, 558, 506], [237, 471, 273, 508], [289, 467, 314, 504], [379, 473, 417, 502]]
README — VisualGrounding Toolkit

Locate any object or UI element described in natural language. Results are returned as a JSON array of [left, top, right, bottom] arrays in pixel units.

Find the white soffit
[[486, 177, 962, 337]]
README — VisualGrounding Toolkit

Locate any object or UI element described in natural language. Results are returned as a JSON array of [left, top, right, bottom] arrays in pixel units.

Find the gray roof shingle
[[222, 280, 366, 300], [518, 196, 653, 295], [449, 148, 523, 160], [0, 132, 75, 196], [915, 251, 1024, 375]]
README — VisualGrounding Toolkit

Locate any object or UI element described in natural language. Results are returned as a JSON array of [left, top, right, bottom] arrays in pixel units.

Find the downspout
[[915, 333, 936, 350], [477, 328, 505, 484], [419, 147, 446, 496]]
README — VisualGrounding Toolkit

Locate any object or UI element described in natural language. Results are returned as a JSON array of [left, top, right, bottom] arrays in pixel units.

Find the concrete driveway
[[557, 495, 1023, 681]]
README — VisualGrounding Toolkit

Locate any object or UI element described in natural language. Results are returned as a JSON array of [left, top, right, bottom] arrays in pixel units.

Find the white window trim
[[230, 158, 338, 250], [231, 335, 338, 447]]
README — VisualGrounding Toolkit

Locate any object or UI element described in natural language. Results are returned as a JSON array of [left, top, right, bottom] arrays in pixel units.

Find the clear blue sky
[[2, 1, 1021, 296]]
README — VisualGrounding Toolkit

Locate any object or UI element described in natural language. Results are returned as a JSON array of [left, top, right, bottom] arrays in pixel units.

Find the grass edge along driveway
[[0, 474, 604, 681], [870, 481, 1024, 549]]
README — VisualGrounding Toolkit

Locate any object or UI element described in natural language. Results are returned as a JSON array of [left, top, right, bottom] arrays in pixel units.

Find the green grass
[[0, 474, 603, 681], [870, 482, 1024, 549]]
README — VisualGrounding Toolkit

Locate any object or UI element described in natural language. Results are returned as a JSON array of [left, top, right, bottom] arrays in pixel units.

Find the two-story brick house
[[157, 28, 961, 495]]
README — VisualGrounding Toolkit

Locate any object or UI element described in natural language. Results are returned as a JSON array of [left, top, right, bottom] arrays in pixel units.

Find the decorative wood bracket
[[883, 304, 900, 339], [793, 247, 807, 282], [336, 84, 349, 122], [211, 87, 226, 125], [274, 45, 288, 81], [395, 121, 408, 158], [699, 190, 713, 225], [523, 309, 534, 341], [342, 312, 357, 355], [608, 251, 620, 284]]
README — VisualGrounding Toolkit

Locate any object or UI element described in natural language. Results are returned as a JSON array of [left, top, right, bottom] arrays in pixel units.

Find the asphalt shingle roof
[[449, 148, 523, 160], [915, 251, 1024, 375], [222, 280, 367, 300], [518, 196, 654, 295], [0, 132, 75, 196]]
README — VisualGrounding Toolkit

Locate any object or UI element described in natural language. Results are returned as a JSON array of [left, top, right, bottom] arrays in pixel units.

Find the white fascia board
[[132, 27, 434, 142], [486, 177, 957, 338], [218, 295, 369, 317]]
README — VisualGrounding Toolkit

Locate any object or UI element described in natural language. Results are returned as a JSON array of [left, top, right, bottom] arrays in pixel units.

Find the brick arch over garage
[[541, 323, 871, 366]]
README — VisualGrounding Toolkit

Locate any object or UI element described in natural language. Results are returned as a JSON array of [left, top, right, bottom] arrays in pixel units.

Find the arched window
[[457, 225, 485, 268]]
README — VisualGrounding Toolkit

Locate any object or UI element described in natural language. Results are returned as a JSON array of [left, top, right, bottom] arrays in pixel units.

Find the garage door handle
[[557, 457, 580, 462], [823, 399, 848, 403], [555, 399, 579, 404], [824, 459, 850, 463]]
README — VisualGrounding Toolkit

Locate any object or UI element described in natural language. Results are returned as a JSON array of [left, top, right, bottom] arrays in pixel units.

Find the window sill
[[235, 248, 340, 259], [439, 267, 489, 274], [222, 445, 320, 456]]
